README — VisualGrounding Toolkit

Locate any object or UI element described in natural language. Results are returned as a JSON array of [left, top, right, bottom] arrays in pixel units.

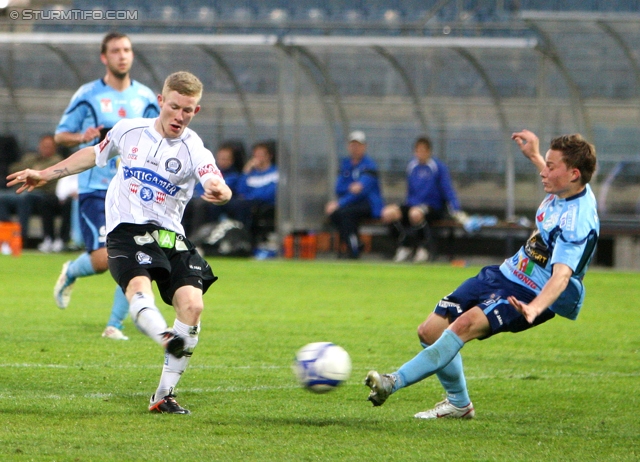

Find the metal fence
[[0, 10, 639, 236]]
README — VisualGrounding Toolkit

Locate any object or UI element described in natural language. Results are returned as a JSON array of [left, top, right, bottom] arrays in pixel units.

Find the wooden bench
[[318, 215, 640, 269], [317, 218, 535, 258]]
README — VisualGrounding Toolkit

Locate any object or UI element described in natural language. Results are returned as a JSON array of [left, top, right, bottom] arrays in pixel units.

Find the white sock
[[154, 319, 200, 399], [129, 292, 168, 346]]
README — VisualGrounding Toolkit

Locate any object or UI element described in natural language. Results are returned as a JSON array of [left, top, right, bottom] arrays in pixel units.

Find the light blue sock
[[66, 252, 96, 279], [420, 341, 470, 407], [393, 330, 465, 392], [106, 286, 129, 331]]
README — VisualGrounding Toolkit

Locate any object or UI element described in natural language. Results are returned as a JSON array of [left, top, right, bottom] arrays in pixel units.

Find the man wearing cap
[[325, 131, 384, 259]]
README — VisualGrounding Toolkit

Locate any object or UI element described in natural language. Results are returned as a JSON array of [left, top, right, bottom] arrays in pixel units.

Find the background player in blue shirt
[[325, 130, 384, 259], [365, 129, 598, 420], [381, 136, 465, 263], [228, 141, 278, 249], [53, 32, 160, 340]]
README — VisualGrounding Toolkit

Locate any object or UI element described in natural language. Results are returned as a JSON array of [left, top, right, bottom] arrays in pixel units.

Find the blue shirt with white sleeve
[[56, 78, 159, 194]]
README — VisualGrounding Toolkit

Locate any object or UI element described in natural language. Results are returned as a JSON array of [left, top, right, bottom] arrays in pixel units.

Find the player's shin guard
[[154, 320, 199, 400], [421, 341, 470, 408], [129, 292, 168, 346]]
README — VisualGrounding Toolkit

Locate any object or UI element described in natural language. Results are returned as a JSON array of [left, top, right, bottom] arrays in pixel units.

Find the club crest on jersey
[[140, 187, 154, 201], [118, 107, 127, 118], [100, 98, 113, 113], [135, 251, 152, 265], [165, 158, 182, 174], [127, 146, 139, 160]]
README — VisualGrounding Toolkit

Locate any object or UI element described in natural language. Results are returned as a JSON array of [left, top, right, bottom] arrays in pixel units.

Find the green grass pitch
[[1, 253, 638, 461]]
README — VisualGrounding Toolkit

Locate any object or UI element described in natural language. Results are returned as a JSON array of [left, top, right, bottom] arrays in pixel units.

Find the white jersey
[[94, 117, 223, 235]]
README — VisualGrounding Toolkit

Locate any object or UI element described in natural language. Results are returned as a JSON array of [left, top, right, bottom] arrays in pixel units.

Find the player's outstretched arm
[[54, 126, 103, 148], [512, 129, 546, 173], [6, 146, 97, 193], [202, 177, 232, 205]]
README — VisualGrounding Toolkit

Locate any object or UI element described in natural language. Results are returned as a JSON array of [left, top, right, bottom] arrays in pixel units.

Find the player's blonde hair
[[162, 71, 203, 102]]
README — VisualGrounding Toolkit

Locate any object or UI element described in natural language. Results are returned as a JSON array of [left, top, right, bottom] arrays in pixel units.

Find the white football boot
[[414, 398, 475, 419]]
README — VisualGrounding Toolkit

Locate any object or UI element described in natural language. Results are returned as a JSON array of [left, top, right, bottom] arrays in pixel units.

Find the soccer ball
[[293, 342, 352, 393]]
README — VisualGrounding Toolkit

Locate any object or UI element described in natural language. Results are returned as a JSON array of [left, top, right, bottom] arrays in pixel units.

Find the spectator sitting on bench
[[182, 139, 246, 237], [227, 140, 278, 249], [381, 135, 466, 263], [325, 130, 384, 259], [0, 134, 65, 250]]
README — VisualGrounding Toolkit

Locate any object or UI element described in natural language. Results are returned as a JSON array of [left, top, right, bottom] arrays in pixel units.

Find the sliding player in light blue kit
[[365, 129, 598, 419], [53, 32, 159, 340]]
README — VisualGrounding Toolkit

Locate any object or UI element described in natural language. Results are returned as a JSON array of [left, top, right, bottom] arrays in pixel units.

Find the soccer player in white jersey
[[8, 71, 232, 414], [363, 130, 598, 419], [53, 32, 160, 341]]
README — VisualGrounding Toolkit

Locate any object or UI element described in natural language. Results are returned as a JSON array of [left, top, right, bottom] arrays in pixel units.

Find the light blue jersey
[[500, 184, 599, 320], [56, 78, 159, 194]]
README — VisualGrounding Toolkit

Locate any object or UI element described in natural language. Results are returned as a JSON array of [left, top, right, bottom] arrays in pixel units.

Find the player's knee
[[90, 248, 109, 273], [450, 309, 486, 342], [381, 205, 400, 223], [173, 288, 204, 323], [408, 206, 425, 225], [417, 320, 437, 345]]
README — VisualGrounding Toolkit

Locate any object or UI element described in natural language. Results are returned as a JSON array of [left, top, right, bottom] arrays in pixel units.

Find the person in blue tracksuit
[[182, 140, 246, 236], [325, 130, 384, 259], [381, 136, 464, 263], [53, 32, 160, 340], [228, 141, 278, 248], [365, 129, 598, 420]]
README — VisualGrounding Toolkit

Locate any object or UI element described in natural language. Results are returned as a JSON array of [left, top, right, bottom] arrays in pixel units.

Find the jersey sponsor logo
[[135, 251, 152, 265], [100, 98, 113, 113], [197, 163, 220, 178], [155, 191, 166, 204], [127, 146, 139, 160], [122, 166, 180, 196], [165, 158, 182, 174], [118, 107, 127, 118], [140, 186, 154, 201], [516, 255, 535, 275], [536, 211, 545, 222], [129, 183, 139, 194], [511, 268, 538, 289], [524, 231, 549, 266]]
